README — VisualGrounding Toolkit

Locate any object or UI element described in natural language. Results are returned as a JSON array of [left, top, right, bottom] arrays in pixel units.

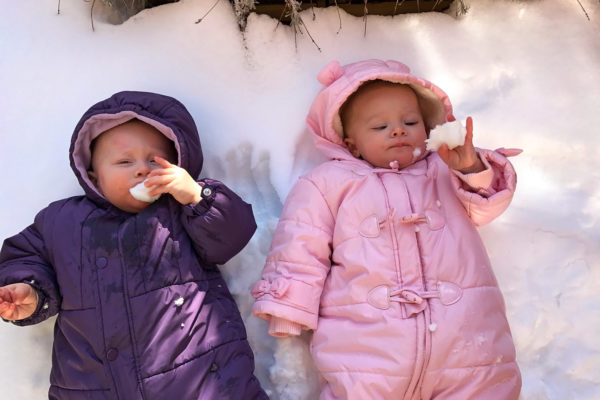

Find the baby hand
[[145, 156, 202, 205], [437, 117, 485, 174], [0, 283, 39, 321]]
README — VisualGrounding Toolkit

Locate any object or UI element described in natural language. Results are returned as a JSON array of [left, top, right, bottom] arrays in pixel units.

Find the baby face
[[88, 120, 175, 213], [342, 83, 428, 169]]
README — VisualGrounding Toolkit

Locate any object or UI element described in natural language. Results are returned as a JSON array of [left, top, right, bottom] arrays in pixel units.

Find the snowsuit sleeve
[[0, 207, 61, 326], [450, 148, 518, 226], [251, 177, 334, 332], [180, 178, 257, 265]]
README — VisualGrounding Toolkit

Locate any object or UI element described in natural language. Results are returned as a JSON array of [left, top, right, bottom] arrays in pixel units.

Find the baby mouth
[[129, 180, 160, 203]]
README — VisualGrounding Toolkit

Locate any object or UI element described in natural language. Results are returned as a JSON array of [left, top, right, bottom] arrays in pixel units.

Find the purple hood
[[69, 91, 203, 206]]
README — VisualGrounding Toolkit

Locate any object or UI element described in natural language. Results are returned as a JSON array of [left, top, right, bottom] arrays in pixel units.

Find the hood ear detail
[[317, 61, 344, 86], [384, 60, 411, 74]]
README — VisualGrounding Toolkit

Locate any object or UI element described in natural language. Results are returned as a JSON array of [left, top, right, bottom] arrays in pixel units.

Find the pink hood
[[306, 59, 454, 162]]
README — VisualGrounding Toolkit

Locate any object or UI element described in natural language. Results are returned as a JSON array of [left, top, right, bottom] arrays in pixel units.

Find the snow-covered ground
[[1, 0, 599, 398]]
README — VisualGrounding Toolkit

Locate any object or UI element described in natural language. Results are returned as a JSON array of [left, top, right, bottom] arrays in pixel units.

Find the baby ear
[[343, 137, 360, 158], [87, 170, 98, 186]]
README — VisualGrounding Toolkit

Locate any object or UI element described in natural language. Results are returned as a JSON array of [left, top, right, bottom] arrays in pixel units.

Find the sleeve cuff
[[182, 181, 217, 215], [268, 317, 302, 337], [452, 152, 494, 191], [3, 281, 48, 326]]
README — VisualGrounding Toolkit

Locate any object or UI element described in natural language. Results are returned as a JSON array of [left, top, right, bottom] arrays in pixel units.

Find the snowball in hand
[[425, 120, 467, 151], [129, 180, 160, 203]]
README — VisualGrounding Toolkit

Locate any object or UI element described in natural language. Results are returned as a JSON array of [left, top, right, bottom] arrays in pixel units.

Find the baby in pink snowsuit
[[252, 59, 521, 399]]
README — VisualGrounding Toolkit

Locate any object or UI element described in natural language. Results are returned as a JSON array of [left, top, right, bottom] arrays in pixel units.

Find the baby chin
[[385, 146, 423, 168]]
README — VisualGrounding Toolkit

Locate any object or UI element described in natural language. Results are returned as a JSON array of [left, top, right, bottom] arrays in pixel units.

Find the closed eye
[[373, 125, 387, 131], [405, 121, 418, 126]]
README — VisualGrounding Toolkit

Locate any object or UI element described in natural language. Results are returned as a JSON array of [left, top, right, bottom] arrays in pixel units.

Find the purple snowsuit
[[0, 91, 267, 399]]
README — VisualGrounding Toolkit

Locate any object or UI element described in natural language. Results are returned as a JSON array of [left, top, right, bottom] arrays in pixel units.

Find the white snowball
[[425, 120, 467, 151], [129, 180, 161, 203]]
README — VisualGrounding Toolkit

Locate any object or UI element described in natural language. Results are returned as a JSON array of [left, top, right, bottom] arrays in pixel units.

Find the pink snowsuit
[[252, 60, 521, 399]]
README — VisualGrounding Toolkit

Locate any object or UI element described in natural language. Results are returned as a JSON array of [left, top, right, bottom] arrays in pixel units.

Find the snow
[[426, 120, 466, 150], [174, 296, 185, 307], [1, 0, 599, 398], [130, 180, 161, 202]]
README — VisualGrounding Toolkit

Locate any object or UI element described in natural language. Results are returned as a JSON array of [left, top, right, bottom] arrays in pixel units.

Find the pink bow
[[251, 278, 290, 299]]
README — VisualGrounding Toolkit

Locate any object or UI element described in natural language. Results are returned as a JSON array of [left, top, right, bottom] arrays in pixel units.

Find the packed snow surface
[[1, 1, 599, 399]]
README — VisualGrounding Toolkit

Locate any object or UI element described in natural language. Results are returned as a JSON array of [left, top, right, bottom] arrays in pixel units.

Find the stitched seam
[[129, 276, 224, 299], [140, 338, 249, 380], [277, 218, 332, 236], [298, 177, 336, 232], [321, 359, 516, 376], [50, 385, 110, 392]]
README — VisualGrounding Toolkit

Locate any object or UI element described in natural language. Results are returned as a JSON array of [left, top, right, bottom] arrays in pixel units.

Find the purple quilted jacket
[[0, 91, 267, 399]]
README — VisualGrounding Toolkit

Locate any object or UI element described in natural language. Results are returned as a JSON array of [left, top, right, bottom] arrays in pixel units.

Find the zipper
[[407, 157, 437, 399], [377, 166, 434, 400], [117, 218, 146, 399]]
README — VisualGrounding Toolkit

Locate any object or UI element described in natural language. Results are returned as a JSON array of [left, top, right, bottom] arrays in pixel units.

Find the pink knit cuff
[[269, 317, 302, 337], [452, 152, 494, 191]]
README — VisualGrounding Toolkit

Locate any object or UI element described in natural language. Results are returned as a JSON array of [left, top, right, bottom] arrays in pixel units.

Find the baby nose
[[391, 125, 405, 137], [135, 161, 151, 177]]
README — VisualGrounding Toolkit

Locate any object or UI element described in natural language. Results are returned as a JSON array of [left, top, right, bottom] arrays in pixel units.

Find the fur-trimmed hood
[[306, 59, 454, 162]]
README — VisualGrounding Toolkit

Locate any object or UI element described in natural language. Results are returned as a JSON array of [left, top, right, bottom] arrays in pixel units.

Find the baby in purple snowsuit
[[0, 91, 267, 399]]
